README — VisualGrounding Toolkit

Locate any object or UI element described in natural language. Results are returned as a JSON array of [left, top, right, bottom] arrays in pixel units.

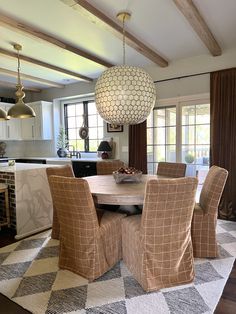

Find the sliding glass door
[[147, 98, 210, 179], [181, 103, 210, 178]]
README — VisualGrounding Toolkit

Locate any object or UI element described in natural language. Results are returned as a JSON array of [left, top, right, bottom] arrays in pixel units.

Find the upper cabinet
[[0, 103, 21, 140], [21, 101, 52, 140], [0, 101, 53, 141]]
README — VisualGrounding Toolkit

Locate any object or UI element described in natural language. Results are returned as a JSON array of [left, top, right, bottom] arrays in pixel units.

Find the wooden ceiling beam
[[0, 12, 113, 69], [61, 0, 168, 67], [0, 68, 65, 88], [0, 80, 41, 92], [173, 0, 222, 56], [0, 47, 93, 82]]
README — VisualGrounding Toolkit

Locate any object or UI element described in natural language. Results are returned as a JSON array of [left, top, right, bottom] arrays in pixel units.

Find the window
[[147, 107, 176, 174], [147, 98, 210, 177], [64, 100, 104, 152], [181, 103, 210, 176]]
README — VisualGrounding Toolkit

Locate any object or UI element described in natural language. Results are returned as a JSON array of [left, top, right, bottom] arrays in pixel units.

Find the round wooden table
[[84, 174, 159, 205]]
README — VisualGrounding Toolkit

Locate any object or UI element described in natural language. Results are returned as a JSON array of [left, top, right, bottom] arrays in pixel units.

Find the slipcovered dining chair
[[96, 160, 125, 175], [48, 175, 126, 281], [191, 165, 228, 258], [122, 177, 198, 292], [157, 162, 186, 178], [46, 164, 74, 239]]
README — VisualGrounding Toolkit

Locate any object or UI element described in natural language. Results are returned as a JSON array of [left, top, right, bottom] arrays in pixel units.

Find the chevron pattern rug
[[0, 219, 235, 314]]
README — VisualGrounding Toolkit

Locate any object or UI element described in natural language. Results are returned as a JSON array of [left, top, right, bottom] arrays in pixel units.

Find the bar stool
[[0, 183, 10, 228]]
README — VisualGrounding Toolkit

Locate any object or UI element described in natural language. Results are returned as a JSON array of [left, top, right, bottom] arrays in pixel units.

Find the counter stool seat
[[0, 183, 10, 228]]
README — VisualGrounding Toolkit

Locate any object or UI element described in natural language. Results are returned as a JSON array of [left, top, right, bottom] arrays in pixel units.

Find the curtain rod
[[154, 71, 210, 83], [154, 67, 236, 83]]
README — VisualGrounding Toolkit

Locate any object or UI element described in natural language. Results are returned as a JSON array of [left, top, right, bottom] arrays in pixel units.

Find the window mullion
[[83, 101, 89, 152], [176, 102, 182, 162]]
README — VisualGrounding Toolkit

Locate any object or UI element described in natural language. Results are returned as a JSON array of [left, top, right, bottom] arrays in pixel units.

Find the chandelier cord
[[17, 49, 21, 86], [122, 15, 126, 65]]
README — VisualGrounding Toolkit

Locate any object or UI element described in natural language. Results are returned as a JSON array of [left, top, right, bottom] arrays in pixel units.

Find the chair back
[[46, 164, 75, 239], [141, 177, 198, 267], [49, 176, 99, 233], [49, 176, 101, 276], [157, 162, 186, 177], [46, 164, 74, 178], [199, 165, 228, 214], [96, 160, 125, 175]]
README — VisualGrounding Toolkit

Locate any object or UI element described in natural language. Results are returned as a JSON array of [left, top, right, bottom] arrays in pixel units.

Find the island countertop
[[0, 162, 61, 172], [0, 163, 61, 239]]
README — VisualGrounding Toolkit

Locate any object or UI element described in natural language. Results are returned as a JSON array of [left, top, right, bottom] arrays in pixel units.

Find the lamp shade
[[97, 141, 112, 152], [95, 65, 156, 125], [7, 100, 36, 119], [0, 108, 9, 120]]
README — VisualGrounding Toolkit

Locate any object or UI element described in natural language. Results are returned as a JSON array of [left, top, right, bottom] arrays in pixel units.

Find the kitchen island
[[0, 163, 59, 239]]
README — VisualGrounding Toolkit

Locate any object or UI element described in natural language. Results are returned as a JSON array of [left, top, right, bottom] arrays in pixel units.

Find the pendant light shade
[[95, 65, 156, 125], [7, 100, 36, 118], [95, 12, 156, 125], [0, 107, 9, 120], [7, 44, 35, 119]]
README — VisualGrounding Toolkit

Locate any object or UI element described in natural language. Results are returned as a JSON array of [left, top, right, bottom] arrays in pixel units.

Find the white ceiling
[[0, 0, 236, 91]]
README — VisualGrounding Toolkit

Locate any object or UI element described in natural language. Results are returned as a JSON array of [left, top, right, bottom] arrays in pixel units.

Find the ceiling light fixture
[[7, 44, 36, 119], [95, 11, 156, 125], [0, 107, 9, 120]]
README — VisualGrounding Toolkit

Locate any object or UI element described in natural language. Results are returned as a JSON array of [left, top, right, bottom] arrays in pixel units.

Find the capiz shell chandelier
[[95, 65, 156, 125], [95, 12, 156, 125]]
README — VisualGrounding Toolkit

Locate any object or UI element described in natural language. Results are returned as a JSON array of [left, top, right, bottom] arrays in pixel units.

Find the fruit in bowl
[[113, 167, 142, 183]]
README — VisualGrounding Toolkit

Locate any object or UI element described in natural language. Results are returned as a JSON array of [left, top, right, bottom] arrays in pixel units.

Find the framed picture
[[107, 123, 123, 133]]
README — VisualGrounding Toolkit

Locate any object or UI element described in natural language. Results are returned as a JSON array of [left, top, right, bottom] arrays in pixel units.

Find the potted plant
[[56, 127, 69, 157], [185, 153, 195, 164]]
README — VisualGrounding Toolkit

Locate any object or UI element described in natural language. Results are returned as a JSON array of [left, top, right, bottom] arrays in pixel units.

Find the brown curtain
[[129, 120, 147, 173], [210, 68, 236, 220]]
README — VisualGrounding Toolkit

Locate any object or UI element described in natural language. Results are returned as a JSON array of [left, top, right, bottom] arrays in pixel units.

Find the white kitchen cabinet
[[0, 103, 21, 140], [21, 101, 52, 140], [0, 101, 52, 141], [0, 121, 6, 139], [0, 103, 7, 139], [6, 118, 22, 140]]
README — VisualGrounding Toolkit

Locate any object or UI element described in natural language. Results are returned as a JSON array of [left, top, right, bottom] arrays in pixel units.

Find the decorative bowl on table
[[113, 167, 142, 183]]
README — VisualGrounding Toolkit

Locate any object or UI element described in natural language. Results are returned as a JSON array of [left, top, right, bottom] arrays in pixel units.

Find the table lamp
[[97, 141, 112, 159]]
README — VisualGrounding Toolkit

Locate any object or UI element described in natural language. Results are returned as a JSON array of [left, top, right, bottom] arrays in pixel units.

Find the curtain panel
[[210, 68, 236, 220], [128, 120, 147, 174]]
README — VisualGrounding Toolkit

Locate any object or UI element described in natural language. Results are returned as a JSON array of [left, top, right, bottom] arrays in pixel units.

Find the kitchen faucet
[[68, 145, 81, 159], [76, 151, 81, 159]]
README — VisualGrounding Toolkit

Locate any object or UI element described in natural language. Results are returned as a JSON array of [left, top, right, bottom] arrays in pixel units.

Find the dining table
[[84, 174, 165, 205]]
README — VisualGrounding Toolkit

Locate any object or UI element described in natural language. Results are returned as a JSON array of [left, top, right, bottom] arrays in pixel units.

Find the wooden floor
[[214, 259, 236, 314], [0, 227, 235, 314]]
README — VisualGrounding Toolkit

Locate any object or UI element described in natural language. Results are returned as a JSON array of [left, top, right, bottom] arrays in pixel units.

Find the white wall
[[23, 140, 55, 157], [4, 141, 25, 158], [146, 47, 236, 82], [30, 81, 96, 102]]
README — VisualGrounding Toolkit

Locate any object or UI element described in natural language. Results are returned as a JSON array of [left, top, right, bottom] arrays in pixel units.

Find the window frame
[[147, 93, 210, 173], [62, 97, 104, 153]]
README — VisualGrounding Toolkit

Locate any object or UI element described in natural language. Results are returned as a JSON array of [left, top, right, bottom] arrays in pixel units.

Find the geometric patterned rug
[[0, 219, 235, 314]]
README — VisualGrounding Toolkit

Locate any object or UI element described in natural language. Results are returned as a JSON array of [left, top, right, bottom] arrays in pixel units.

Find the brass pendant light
[[0, 107, 9, 120], [7, 44, 36, 119]]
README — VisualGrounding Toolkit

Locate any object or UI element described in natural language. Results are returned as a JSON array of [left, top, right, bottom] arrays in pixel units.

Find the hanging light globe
[[95, 65, 156, 125], [95, 11, 156, 125]]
